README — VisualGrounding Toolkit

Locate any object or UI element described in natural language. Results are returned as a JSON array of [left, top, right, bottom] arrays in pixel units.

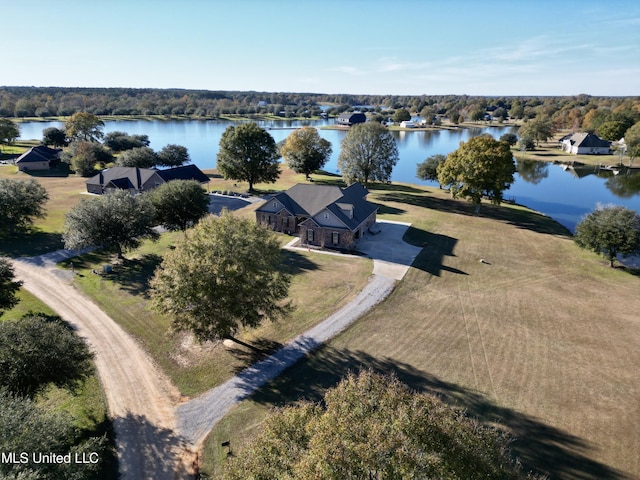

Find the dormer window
[[273, 201, 277, 208]]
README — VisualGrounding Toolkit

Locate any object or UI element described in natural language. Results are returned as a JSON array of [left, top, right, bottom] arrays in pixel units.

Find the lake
[[17, 119, 640, 232]]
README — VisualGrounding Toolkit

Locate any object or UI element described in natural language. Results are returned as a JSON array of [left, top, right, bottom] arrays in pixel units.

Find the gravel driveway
[[10, 220, 420, 476]]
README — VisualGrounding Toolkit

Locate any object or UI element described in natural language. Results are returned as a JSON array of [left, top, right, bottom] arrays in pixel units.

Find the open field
[[3, 162, 640, 479], [202, 185, 640, 480]]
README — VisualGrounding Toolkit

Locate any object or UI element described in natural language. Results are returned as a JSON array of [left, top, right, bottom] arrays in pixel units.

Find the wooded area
[[1, 86, 638, 131]]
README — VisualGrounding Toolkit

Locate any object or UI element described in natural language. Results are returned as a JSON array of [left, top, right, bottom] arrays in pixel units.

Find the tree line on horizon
[[1, 86, 639, 131]]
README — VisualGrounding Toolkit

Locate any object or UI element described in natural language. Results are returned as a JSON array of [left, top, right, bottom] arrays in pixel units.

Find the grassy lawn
[[67, 221, 372, 397], [201, 185, 640, 480], [3, 160, 639, 478]]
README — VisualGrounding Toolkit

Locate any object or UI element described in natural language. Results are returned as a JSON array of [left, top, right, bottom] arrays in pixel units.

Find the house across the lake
[[86, 164, 209, 194], [255, 182, 378, 250], [336, 112, 366, 126], [15, 145, 61, 171], [560, 132, 611, 155]]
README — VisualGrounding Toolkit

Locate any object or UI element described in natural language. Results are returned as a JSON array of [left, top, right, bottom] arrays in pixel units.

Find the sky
[[3, 0, 639, 96]]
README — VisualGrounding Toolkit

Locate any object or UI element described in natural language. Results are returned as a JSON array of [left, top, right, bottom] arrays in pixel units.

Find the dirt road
[[11, 258, 196, 480]]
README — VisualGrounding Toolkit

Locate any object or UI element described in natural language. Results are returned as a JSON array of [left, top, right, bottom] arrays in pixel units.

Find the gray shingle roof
[[15, 145, 61, 164], [258, 182, 378, 231]]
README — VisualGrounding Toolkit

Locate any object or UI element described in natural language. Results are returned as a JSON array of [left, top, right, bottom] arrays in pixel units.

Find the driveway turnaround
[[357, 220, 422, 280]]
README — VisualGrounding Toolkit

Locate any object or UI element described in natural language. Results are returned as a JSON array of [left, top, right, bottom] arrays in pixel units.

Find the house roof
[[563, 132, 611, 148], [258, 182, 378, 231], [15, 145, 61, 164], [156, 164, 209, 183], [86, 165, 209, 191], [86, 166, 160, 189]]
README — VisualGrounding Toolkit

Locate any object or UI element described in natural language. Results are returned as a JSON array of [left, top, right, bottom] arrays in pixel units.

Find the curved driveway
[[10, 220, 421, 476]]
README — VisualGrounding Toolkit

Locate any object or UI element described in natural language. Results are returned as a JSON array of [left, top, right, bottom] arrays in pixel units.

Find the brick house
[[255, 182, 378, 250]]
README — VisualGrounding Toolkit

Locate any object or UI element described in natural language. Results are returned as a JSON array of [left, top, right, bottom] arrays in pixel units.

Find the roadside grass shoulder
[[201, 184, 640, 479]]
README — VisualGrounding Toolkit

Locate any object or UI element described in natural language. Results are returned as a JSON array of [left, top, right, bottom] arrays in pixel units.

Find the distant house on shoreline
[[560, 133, 611, 155], [255, 182, 378, 250], [15, 145, 61, 171], [86, 164, 209, 195], [336, 112, 366, 126]]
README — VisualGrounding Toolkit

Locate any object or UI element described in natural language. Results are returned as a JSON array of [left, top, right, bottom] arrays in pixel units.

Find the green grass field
[[201, 185, 640, 480], [2, 162, 639, 479]]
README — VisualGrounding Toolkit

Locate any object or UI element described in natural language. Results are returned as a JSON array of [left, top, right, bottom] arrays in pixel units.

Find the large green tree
[[157, 144, 190, 167], [115, 146, 158, 168], [103, 131, 150, 152], [416, 154, 446, 187], [597, 121, 628, 142], [574, 205, 640, 267], [392, 108, 411, 123], [518, 116, 555, 146], [0, 178, 49, 235], [0, 314, 94, 398], [0, 258, 22, 315], [150, 211, 291, 345], [63, 141, 113, 177], [0, 389, 106, 479], [624, 122, 640, 167], [216, 123, 281, 192], [147, 179, 210, 233], [63, 189, 158, 258], [280, 126, 332, 180], [64, 111, 104, 142], [437, 135, 515, 213], [337, 122, 399, 186], [0, 119, 20, 149], [224, 370, 532, 479], [42, 126, 68, 148]]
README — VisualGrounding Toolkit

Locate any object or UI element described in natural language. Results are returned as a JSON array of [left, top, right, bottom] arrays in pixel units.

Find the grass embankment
[[201, 184, 640, 480]]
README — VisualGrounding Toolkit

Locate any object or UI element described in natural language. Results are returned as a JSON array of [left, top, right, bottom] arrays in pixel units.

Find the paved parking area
[[207, 193, 263, 215], [357, 221, 422, 279]]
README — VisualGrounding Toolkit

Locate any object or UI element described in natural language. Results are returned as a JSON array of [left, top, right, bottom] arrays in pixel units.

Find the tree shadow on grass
[[0, 230, 64, 257], [248, 345, 625, 480], [109, 254, 163, 297], [112, 413, 196, 479], [280, 249, 320, 275], [402, 225, 466, 276], [377, 191, 571, 237], [227, 338, 285, 371]]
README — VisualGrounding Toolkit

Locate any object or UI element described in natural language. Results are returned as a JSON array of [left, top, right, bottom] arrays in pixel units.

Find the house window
[[282, 218, 288, 227], [307, 229, 314, 242], [324, 212, 329, 219], [273, 201, 277, 208], [332, 232, 339, 245], [265, 215, 271, 224]]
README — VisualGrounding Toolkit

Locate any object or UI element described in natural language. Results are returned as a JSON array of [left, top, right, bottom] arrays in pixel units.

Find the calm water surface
[[18, 119, 640, 231]]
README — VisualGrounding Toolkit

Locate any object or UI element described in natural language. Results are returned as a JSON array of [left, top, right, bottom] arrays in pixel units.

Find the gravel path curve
[[10, 220, 416, 476], [176, 273, 396, 446], [11, 257, 197, 480]]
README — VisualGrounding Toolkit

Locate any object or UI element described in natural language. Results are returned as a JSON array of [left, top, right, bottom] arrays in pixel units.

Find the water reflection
[[516, 159, 549, 185], [604, 169, 640, 198]]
